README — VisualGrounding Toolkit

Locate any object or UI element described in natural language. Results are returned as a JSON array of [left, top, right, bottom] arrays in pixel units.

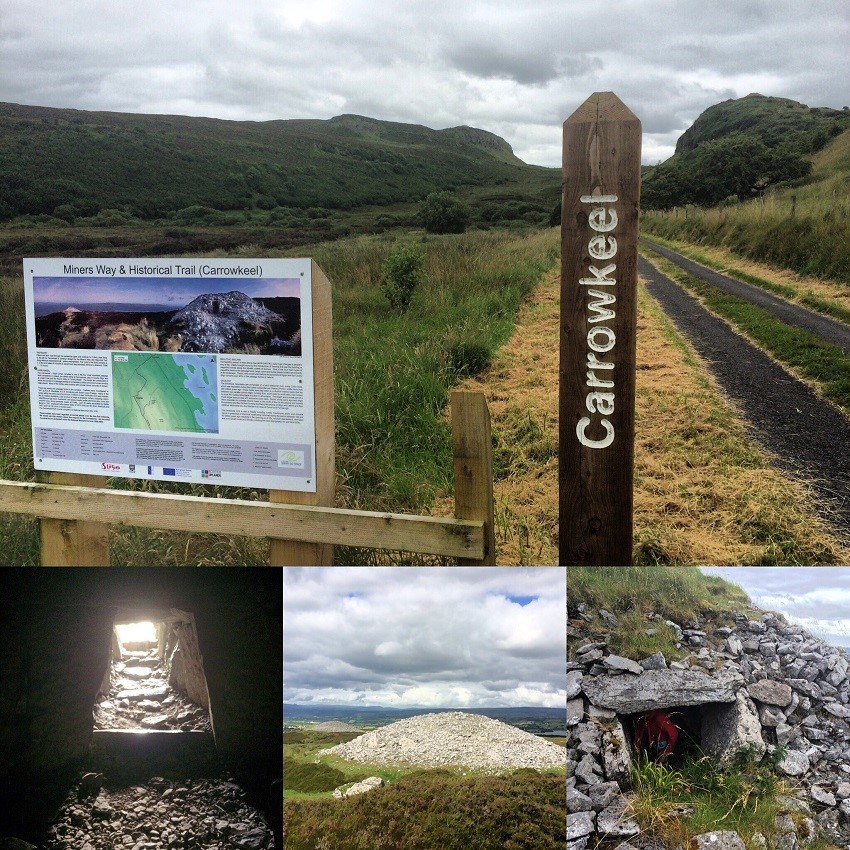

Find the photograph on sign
[[23, 258, 317, 492]]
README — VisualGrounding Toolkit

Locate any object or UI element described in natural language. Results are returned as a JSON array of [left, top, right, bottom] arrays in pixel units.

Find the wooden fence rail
[[0, 390, 495, 566]]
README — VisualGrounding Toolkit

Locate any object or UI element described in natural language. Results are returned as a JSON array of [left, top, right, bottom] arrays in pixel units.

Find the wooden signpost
[[559, 92, 642, 566]]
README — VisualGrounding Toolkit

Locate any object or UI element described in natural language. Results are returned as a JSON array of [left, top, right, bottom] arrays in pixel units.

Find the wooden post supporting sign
[[560, 92, 641, 566], [41, 472, 110, 566], [269, 260, 335, 566]]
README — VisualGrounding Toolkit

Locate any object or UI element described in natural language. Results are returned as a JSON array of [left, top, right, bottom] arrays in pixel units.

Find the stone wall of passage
[[168, 611, 210, 710]]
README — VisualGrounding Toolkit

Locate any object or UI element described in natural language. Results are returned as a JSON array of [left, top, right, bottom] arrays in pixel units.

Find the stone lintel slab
[[581, 669, 741, 713]]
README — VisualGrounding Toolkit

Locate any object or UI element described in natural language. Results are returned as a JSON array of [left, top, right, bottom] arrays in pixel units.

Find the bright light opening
[[115, 621, 156, 644]]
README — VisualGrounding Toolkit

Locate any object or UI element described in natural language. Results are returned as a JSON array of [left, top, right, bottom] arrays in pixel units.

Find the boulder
[[588, 781, 622, 811], [811, 786, 837, 807], [824, 702, 850, 720], [777, 750, 810, 778], [758, 705, 786, 727], [568, 671, 584, 700], [702, 691, 766, 766], [639, 652, 668, 671], [747, 680, 793, 707], [602, 721, 632, 786], [574, 755, 602, 786], [596, 798, 640, 839], [691, 831, 747, 850], [603, 655, 644, 675], [567, 811, 596, 841], [568, 698, 584, 727], [333, 776, 384, 798], [568, 787, 594, 813]]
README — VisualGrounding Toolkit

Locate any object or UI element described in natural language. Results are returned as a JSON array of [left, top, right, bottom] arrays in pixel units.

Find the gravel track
[[639, 252, 850, 545], [320, 711, 567, 772], [642, 239, 850, 352]]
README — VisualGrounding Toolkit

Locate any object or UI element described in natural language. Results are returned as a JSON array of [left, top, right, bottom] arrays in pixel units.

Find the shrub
[[421, 191, 471, 234], [284, 763, 347, 793], [380, 243, 425, 310]]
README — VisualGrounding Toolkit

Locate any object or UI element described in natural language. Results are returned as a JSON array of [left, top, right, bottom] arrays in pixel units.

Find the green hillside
[[642, 94, 850, 208], [0, 103, 560, 224]]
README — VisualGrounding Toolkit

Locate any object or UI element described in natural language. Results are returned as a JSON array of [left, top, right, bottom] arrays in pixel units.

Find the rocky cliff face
[[568, 602, 850, 850]]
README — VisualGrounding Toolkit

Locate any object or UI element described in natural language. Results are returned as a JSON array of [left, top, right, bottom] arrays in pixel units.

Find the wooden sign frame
[[270, 260, 335, 566]]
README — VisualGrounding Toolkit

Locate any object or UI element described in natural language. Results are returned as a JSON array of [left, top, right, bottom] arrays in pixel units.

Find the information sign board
[[23, 257, 318, 491]]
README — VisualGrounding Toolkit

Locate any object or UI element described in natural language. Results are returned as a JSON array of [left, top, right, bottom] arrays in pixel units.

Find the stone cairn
[[568, 603, 850, 850]]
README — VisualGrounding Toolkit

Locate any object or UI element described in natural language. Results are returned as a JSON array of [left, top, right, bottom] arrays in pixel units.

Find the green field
[[283, 729, 566, 850]]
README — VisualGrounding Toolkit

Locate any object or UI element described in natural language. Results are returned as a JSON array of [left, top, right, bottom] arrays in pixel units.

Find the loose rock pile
[[44, 775, 275, 849], [320, 711, 566, 772], [568, 603, 850, 850]]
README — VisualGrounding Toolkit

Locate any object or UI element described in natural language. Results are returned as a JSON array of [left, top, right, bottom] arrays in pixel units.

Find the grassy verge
[[0, 228, 558, 565], [437, 260, 850, 565], [567, 565, 750, 618], [634, 285, 848, 565], [284, 729, 566, 850], [643, 247, 850, 417], [641, 194, 850, 283]]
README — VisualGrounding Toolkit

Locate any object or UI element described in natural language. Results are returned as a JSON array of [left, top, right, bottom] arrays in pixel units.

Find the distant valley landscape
[[283, 703, 566, 737]]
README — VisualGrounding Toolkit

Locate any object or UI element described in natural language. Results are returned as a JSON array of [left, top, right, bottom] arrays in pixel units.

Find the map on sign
[[113, 352, 219, 433]]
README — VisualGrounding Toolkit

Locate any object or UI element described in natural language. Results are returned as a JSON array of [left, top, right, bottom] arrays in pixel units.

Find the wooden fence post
[[40, 472, 110, 565], [452, 390, 496, 565], [269, 261, 335, 566], [559, 92, 641, 566]]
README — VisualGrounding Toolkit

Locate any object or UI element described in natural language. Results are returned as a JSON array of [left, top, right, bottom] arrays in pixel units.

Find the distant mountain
[[283, 703, 566, 736], [0, 102, 559, 223], [642, 94, 850, 209]]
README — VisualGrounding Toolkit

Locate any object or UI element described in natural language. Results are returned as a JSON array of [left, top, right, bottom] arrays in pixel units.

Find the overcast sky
[[2, 1, 848, 167], [283, 567, 566, 708], [32, 275, 300, 311], [701, 568, 850, 648]]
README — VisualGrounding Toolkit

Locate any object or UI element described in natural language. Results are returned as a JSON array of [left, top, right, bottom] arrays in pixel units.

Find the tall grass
[[0, 228, 559, 565], [630, 749, 790, 848], [642, 196, 850, 284], [302, 230, 558, 519], [284, 769, 566, 850]]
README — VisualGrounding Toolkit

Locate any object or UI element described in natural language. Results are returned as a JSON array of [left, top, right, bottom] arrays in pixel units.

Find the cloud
[[1, 0, 848, 167], [283, 567, 566, 707], [700, 568, 850, 647]]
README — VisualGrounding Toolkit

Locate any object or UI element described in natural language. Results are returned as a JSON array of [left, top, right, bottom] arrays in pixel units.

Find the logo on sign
[[101, 462, 121, 471], [278, 449, 305, 468]]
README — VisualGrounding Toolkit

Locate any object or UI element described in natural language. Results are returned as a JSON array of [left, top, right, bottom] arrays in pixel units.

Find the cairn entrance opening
[[94, 609, 212, 734], [622, 706, 703, 768]]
